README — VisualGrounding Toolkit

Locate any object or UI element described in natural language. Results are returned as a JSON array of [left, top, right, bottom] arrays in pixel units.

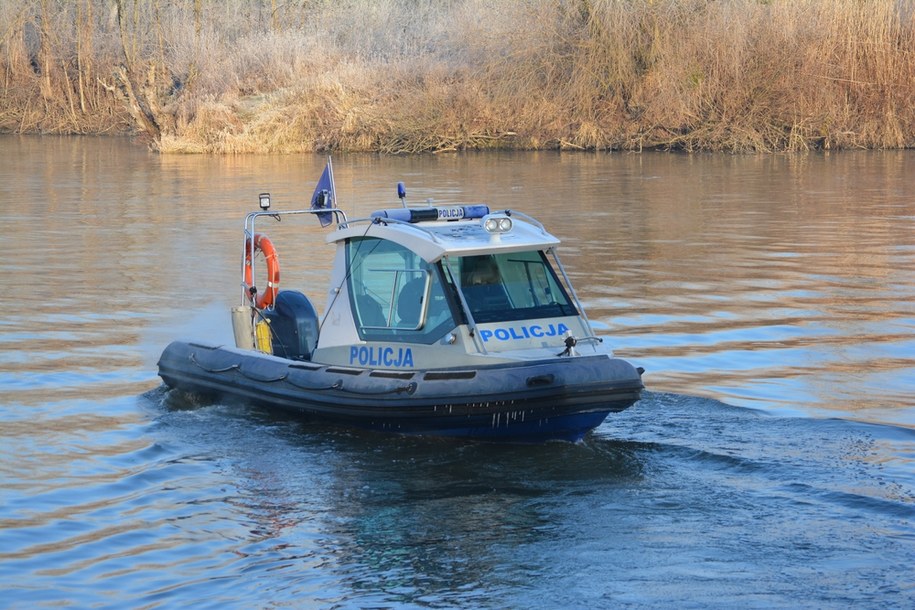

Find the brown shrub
[[2, 0, 914, 152]]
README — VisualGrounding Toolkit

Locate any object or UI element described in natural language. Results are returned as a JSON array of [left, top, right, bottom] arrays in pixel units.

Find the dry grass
[[2, 0, 914, 152]]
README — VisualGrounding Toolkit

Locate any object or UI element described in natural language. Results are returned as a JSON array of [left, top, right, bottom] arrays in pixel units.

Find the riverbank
[[2, 0, 914, 153]]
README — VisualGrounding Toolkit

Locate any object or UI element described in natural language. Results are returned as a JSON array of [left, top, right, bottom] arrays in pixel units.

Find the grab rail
[[241, 208, 348, 305]]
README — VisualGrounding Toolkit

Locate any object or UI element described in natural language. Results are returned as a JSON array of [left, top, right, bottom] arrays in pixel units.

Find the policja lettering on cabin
[[479, 322, 570, 342]]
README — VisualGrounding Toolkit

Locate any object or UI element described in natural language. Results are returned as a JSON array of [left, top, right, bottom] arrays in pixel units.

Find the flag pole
[[310, 157, 336, 227], [327, 156, 336, 210]]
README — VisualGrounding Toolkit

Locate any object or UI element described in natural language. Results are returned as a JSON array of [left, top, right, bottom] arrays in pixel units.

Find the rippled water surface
[[1, 137, 913, 608]]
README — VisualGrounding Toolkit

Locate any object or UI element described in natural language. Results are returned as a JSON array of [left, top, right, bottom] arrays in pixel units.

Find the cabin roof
[[326, 213, 561, 262]]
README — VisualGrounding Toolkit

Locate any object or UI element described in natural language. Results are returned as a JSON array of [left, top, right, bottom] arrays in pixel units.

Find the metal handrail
[[548, 247, 598, 342], [242, 208, 348, 305], [502, 209, 548, 235], [244, 207, 348, 236], [339, 216, 445, 244]]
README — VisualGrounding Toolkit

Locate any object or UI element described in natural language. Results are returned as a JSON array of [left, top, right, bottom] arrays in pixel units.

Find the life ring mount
[[244, 233, 280, 309]]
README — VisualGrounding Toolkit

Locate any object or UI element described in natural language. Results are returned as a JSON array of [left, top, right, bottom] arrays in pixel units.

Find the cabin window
[[446, 250, 577, 323], [346, 237, 457, 343]]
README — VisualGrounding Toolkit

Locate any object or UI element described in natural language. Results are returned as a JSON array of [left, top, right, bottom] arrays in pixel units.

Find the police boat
[[157, 162, 644, 442]]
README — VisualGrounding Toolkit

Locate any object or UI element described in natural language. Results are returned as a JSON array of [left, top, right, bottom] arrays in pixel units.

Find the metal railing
[[241, 208, 348, 305]]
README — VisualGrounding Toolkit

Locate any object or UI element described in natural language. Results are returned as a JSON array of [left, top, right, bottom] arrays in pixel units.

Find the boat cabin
[[238, 203, 599, 370]]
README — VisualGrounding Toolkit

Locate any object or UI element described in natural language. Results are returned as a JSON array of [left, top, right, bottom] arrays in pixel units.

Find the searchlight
[[482, 213, 512, 234]]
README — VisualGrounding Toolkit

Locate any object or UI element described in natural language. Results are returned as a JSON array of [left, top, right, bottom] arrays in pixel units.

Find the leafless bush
[[2, 0, 914, 152]]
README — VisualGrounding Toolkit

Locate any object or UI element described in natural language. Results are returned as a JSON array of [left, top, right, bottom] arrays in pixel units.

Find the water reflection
[[542, 153, 915, 419], [143, 389, 914, 607], [1, 137, 913, 607], [154, 398, 647, 605]]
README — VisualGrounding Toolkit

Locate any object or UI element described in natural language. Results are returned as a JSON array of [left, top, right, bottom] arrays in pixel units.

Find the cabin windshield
[[445, 250, 578, 323], [346, 237, 457, 343]]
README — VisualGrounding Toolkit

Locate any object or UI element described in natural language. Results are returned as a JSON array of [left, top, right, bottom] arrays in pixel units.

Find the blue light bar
[[462, 205, 490, 219], [371, 205, 490, 223]]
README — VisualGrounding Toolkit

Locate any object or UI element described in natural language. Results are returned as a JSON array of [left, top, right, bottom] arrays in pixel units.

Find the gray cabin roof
[[326, 213, 561, 262]]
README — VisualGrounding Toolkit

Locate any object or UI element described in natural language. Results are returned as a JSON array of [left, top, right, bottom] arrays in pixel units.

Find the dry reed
[[2, 0, 914, 153]]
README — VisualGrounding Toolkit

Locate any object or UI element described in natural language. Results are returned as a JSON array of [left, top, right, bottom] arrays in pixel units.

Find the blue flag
[[310, 158, 335, 227]]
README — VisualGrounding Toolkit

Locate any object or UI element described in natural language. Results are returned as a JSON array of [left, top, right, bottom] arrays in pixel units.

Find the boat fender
[[336, 381, 418, 396], [189, 351, 239, 374], [286, 377, 343, 392], [526, 374, 554, 387], [237, 366, 288, 383], [244, 233, 280, 309]]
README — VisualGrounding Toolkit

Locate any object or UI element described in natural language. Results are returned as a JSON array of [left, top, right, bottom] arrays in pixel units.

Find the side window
[[347, 238, 456, 343]]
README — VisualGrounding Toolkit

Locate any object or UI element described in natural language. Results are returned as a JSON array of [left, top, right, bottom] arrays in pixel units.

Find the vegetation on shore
[[2, 0, 914, 153]]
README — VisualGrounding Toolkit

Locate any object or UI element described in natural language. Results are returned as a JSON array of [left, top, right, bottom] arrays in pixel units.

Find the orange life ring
[[244, 233, 280, 309]]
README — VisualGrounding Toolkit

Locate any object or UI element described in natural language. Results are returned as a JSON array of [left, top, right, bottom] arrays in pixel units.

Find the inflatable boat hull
[[157, 341, 643, 442]]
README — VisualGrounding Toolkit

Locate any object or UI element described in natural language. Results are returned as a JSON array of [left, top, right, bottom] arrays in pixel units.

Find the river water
[[1, 136, 913, 608]]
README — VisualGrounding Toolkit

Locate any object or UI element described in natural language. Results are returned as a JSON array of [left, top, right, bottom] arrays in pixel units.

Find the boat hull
[[157, 341, 643, 442]]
